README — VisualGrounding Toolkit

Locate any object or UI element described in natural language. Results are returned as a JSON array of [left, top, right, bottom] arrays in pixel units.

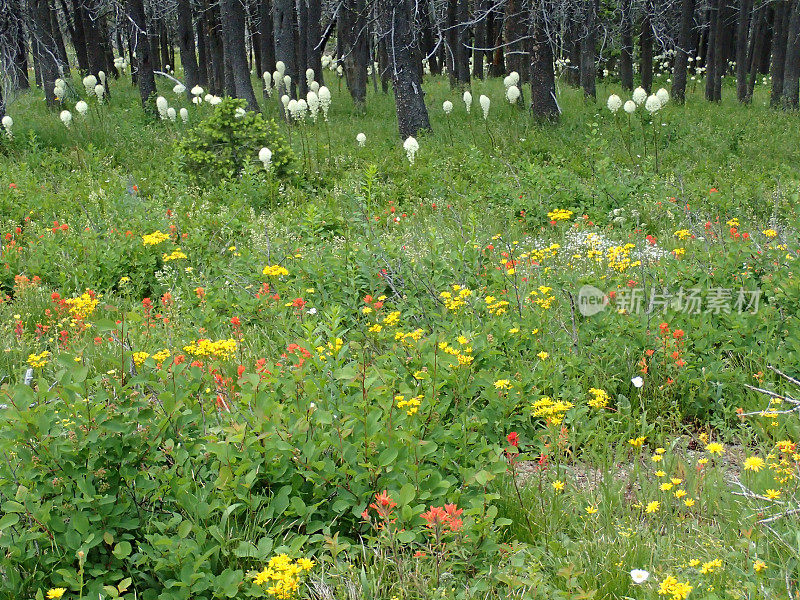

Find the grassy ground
[[0, 70, 799, 600]]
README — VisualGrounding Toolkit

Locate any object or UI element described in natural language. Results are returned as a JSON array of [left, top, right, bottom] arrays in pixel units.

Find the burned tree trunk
[[580, 0, 597, 98], [339, 0, 369, 108], [672, 0, 696, 103], [376, 0, 431, 137], [28, 0, 61, 105], [221, 0, 261, 110], [530, 0, 559, 119], [735, 0, 753, 101], [177, 0, 201, 97], [640, 11, 653, 92], [782, 0, 800, 107], [127, 0, 157, 112], [619, 0, 634, 90], [273, 0, 297, 96]]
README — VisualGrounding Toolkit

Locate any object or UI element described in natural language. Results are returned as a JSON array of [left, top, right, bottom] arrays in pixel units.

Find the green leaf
[[112, 541, 132, 559]]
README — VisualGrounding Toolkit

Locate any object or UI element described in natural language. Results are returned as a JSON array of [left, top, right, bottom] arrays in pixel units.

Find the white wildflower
[[167, 107, 177, 122], [190, 85, 204, 97], [156, 96, 169, 119], [173, 83, 186, 95], [306, 68, 315, 87], [632, 86, 647, 105], [276, 61, 286, 76], [506, 85, 520, 104], [98, 71, 106, 85], [356, 132, 366, 147], [258, 147, 272, 170], [318, 86, 331, 120], [463, 90, 472, 113], [632, 376, 644, 388], [630, 570, 649, 584], [645, 94, 661, 113], [443, 100, 453, 114], [283, 75, 292, 92], [656, 87, 670, 106], [179, 108, 189, 123], [234, 107, 246, 118], [82, 74, 97, 95], [479, 94, 490, 119], [307, 91, 320, 120], [403, 136, 419, 164], [607, 94, 622, 113], [310, 81, 319, 93], [1, 115, 12, 137], [75, 100, 88, 116], [624, 100, 636, 114], [94, 84, 105, 103], [60, 110, 73, 128]]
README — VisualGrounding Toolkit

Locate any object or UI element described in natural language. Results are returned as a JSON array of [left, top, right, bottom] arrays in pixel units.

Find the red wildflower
[[507, 431, 519, 447]]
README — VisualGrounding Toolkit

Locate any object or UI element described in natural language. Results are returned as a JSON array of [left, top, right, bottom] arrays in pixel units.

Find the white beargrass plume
[[337, 65, 343, 77], [209, 95, 222, 105], [82, 74, 97, 95], [94, 84, 105, 103], [2, 115, 13, 138], [307, 91, 320, 121], [306, 68, 315, 88], [403, 136, 419, 164], [645, 94, 661, 113], [479, 94, 490, 119], [234, 107, 246, 118], [503, 75, 513, 89], [356, 132, 366, 147], [259, 147, 273, 170], [463, 90, 472, 113], [442, 100, 453, 114], [656, 87, 669, 106], [98, 71, 106, 86], [173, 83, 186, 95], [283, 75, 292, 92], [156, 96, 169, 119], [60, 110, 73, 128], [276, 61, 286, 77], [632, 86, 647, 105], [75, 100, 88, 116], [624, 100, 636, 114], [509, 71, 519, 85], [322, 55, 331, 68], [54, 78, 66, 99], [180, 108, 189, 123], [310, 81, 319, 93], [281, 94, 290, 110], [287, 98, 299, 120], [191, 85, 204, 97], [204, 93, 213, 103], [506, 85, 520, 104], [297, 99, 308, 121], [272, 71, 281, 91], [607, 94, 622, 113], [318, 86, 331, 120], [167, 107, 177, 122]]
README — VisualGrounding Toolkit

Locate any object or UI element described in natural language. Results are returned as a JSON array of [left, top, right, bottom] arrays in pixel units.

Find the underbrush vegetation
[[0, 71, 799, 600]]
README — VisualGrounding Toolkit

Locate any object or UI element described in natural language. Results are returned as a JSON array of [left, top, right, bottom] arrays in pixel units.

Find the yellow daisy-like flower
[[651, 454, 663, 462], [655, 470, 666, 477], [753, 560, 767, 573], [705, 442, 724, 455], [262, 264, 289, 277], [628, 436, 646, 448], [762, 229, 777, 239], [552, 480, 565, 491], [47, 589, 66, 600], [743, 456, 764, 472], [585, 505, 598, 515], [494, 379, 512, 390], [683, 498, 695, 507], [645, 501, 660, 513], [674, 489, 687, 499], [537, 351, 549, 360], [660, 482, 673, 491], [764, 489, 781, 500]]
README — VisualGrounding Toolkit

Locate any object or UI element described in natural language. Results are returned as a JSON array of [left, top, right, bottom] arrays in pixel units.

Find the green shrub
[[177, 98, 294, 187]]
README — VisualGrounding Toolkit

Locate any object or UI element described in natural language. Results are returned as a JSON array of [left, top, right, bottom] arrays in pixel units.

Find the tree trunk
[[377, 0, 431, 137], [672, 0, 695, 103], [127, 0, 157, 112], [530, 1, 559, 119], [712, 0, 730, 100], [454, 0, 470, 84], [273, 0, 297, 96], [207, 0, 226, 94], [295, 0, 309, 97], [735, 0, 753, 101], [619, 0, 634, 90], [82, 0, 107, 79], [258, 0, 276, 77], [782, 0, 800, 107], [705, 0, 717, 100], [473, 0, 487, 78], [339, 0, 369, 108], [177, 0, 200, 97], [196, 6, 210, 87], [159, 20, 171, 70], [746, 6, 768, 99], [50, 1, 70, 76], [580, 0, 597, 98], [771, 2, 790, 106], [28, 0, 60, 105], [503, 0, 528, 81], [640, 11, 653, 92], [306, 0, 324, 86], [222, 0, 261, 110]]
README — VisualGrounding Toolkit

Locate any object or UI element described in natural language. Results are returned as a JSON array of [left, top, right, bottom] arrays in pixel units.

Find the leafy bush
[[177, 98, 294, 186]]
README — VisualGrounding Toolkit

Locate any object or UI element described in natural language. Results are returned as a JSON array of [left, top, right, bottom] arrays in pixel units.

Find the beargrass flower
[[262, 71, 272, 95], [173, 83, 186, 95], [234, 107, 246, 118], [403, 136, 419, 164], [281, 94, 290, 109], [318, 86, 331, 119], [276, 60, 286, 76], [443, 100, 453, 114], [156, 96, 169, 119], [624, 100, 636, 114], [1, 115, 12, 137], [75, 100, 88, 116], [60, 110, 73, 128], [356, 132, 366, 147], [98, 70, 106, 85], [479, 94, 490, 119], [506, 85, 520, 104], [306, 68, 315, 87], [607, 94, 622, 113], [258, 147, 272, 170], [310, 81, 320, 93], [463, 90, 472, 113], [307, 91, 319, 120], [82, 74, 97, 94], [94, 84, 105, 103], [645, 94, 661, 113], [283, 74, 292, 92], [190, 85, 204, 97], [656, 87, 670, 105], [167, 107, 176, 122], [179, 108, 189, 123], [632, 86, 647, 105]]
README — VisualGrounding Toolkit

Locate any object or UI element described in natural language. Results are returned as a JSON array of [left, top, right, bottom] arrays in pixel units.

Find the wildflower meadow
[[1, 49, 800, 600]]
